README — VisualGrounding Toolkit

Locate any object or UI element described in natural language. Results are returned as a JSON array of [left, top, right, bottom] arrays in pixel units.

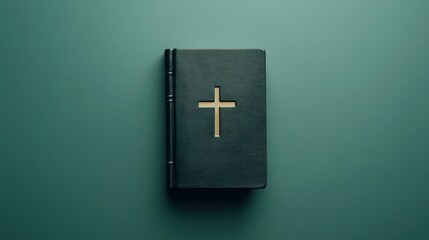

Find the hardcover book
[[165, 49, 266, 188]]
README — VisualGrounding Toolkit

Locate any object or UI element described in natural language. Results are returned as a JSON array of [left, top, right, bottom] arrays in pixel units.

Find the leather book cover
[[165, 49, 266, 188]]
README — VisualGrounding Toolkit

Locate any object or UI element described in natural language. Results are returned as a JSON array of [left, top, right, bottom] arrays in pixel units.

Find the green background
[[1, 0, 428, 239]]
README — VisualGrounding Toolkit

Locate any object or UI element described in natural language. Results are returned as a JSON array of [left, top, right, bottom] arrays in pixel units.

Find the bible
[[165, 49, 266, 188]]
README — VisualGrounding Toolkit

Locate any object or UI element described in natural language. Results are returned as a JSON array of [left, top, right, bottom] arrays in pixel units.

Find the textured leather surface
[[174, 49, 266, 188]]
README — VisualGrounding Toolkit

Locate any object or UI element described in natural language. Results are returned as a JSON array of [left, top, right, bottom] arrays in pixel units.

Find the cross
[[198, 86, 236, 137]]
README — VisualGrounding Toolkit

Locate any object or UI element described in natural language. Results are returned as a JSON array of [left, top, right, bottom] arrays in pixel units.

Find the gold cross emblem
[[198, 86, 236, 137]]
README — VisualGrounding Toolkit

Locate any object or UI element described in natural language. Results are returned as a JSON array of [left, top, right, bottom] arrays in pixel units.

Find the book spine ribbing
[[165, 49, 176, 188]]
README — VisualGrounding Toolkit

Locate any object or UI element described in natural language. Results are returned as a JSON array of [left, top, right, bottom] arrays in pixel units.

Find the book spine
[[165, 49, 176, 188]]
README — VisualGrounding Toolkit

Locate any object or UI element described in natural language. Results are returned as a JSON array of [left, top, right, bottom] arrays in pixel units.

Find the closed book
[[165, 49, 266, 188]]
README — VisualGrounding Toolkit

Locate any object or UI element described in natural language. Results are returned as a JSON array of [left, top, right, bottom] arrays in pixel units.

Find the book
[[165, 49, 266, 189]]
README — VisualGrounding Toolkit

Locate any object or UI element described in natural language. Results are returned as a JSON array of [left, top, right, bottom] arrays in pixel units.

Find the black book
[[165, 49, 266, 188]]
